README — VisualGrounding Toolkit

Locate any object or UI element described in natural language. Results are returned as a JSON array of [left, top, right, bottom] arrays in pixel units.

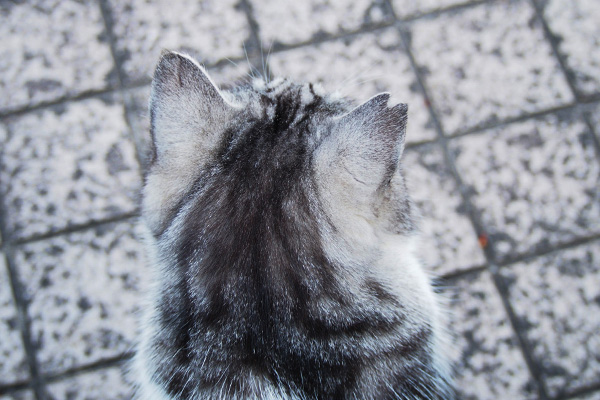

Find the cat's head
[[143, 51, 414, 256]]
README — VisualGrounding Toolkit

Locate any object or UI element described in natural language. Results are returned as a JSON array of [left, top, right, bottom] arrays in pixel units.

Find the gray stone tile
[[106, 0, 251, 83], [449, 270, 536, 399], [45, 365, 133, 400], [0, 256, 29, 385], [540, 0, 600, 98], [403, 145, 485, 275], [125, 62, 254, 171], [500, 242, 600, 397], [0, 390, 35, 400], [251, 0, 392, 47], [409, 0, 574, 135], [0, 0, 115, 113], [269, 28, 438, 143], [0, 96, 141, 241], [391, 0, 480, 18], [450, 112, 600, 263], [13, 221, 147, 375]]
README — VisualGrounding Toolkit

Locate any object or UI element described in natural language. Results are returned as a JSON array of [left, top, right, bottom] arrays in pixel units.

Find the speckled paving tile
[[391, 0, 480, 18], [449, 270, 536, 399], [408, 0, 574, 135], [450, 111, 600, 263], [125, 62, 254, 170], [269, 28, 438, 143], [0, 96, 140, 241], [45, 365, 133, 400], [13, 221, 147, 375], [250, 0, 392, 47], [0, 256, 29, 385], [0, 390, 35, 400], [539, 0, 600, 98], [0, 0, 115, 113], [403, 144, 485, 275], [105, 0, 251, 84], [500, 242, 600, 398]]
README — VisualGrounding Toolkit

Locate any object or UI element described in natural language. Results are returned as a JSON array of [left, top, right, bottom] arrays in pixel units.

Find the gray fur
[[133, 51, 454, 400]]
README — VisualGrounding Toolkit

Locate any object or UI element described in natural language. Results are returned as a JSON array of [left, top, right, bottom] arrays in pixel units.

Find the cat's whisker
[[265, 40, 275, 84]]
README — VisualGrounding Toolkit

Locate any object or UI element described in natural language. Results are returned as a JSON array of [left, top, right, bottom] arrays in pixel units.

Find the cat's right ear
[[149, 50, 234, 164]]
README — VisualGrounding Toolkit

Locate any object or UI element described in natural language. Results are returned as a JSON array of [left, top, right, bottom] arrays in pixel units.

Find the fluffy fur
[[133, 51, 454, 400]]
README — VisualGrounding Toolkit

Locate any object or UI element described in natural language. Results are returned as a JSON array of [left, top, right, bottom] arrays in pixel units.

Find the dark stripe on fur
[[148, 84, 439, 399]]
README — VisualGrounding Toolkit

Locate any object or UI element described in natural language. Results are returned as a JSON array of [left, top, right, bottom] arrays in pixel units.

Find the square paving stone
[[125, 62, 254, 171], [13, 221, 147, 375], [250, 0, 392, 47], [0, 0, 115, 113], [45, 365, 133, 400], [539, 0, 600, 98], [450, 112, 600, 263], [449, 269, 536, 399], [0, 391, 35, 400], [269, 28, 438, 143], [499, 242, 600, 397], [0, 256, 29, 385], [391, 0, 481, 18], [408, 0, 574, 135], [403, 145, 485, 275], [0, 96, 141, 241], [105, 0, 251, 84]]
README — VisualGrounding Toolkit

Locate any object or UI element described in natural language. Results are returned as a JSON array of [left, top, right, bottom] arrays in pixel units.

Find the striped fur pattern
[[133, 51, 454, 399]]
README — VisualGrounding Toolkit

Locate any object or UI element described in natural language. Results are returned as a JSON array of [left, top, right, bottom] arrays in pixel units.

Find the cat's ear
[[149, 50, 234, 163], [316, 93, 408, 195]]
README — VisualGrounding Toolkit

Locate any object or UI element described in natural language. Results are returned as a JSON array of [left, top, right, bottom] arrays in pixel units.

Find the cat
[[132, 50, 454, 400]]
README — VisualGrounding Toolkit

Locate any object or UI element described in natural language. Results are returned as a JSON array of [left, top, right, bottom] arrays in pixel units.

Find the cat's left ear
[[149, 50, 235, 164], [316, 93, 408, 195]]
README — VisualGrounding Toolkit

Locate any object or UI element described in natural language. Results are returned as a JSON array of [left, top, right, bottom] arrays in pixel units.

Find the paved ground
[[0, 0, 599, 399]]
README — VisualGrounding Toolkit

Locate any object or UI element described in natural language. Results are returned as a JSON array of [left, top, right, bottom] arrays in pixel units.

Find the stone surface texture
[[0, 97, 140, 241], [13, 222, 147, 375], [409, 0, 574, 134], [449, 270, 536, 399], [0, 0, 114, 112], [500, 242, 600, 397], [1, 0, 599, 398], [45, 365, 133, 400], [403, 145, 485, 275], [0, 256, 29, 385], [106, 0, 251, 83], [451, 112, 600, 263], [540, 0, 600, 97], [391, 0, 479, 17], [0, 391, 35, 400], [251, 0, 391, 46]]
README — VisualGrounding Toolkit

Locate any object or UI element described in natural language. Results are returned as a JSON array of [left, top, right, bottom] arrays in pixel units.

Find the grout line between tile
[[0, 227, 46, 399], [488, 265, 550, 399], [559, 382, 600, 400], [0, 382, 34, 397], [41, 352, 134, 384], [527, 0, 581, 102], [497, 234, 600, 268], [395, 13, 551, 399], [5, 212, 139, 248], [582, 110, 600, 162]]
